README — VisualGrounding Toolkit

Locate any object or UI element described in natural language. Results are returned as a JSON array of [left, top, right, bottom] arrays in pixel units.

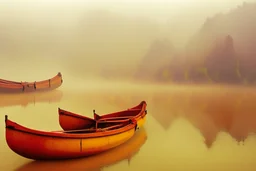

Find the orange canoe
[[0, 72, 63, 93], [58, 101, 147, 131], [16, 127, 147, 171], [5, 115, 138, 160]]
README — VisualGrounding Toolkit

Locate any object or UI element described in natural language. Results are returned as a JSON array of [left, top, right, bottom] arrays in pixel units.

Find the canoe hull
[[59, 101, 147, 131], [6, 124, 136, 160], [16, 127, 147, 171], [0, 72, 63, 94], [58, 108, 96, 131], [137, 114, 146, 129]]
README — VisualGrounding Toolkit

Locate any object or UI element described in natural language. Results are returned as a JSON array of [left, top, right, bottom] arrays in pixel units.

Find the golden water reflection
[[150, 87, 256, 147], [1, 85, 256, 171], [0, 90, 63, 108]]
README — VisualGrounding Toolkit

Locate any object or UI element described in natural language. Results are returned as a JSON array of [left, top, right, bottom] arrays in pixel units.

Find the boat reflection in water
[[16, 127, 147, 171], [150, 88, 256, 148], [0, 90, 63, 108]]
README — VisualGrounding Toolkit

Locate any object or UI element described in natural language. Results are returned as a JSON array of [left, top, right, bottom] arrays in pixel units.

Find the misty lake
[[1, 82, 256, 171]]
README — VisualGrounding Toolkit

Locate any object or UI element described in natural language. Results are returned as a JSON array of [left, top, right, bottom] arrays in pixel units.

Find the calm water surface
[[1, 82, 256, 171]]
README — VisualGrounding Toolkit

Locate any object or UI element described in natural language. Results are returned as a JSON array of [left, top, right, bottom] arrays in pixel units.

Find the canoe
[[0, 72, 63, 93], [5, 115, 138, 160], [58, 101, 147, 131], [16, 127, 147, 171]]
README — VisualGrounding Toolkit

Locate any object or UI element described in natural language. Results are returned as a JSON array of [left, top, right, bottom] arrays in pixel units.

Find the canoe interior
[[5, 116, 137, 139], [96, 109, 142, 120], [57, 119, 134, 134]]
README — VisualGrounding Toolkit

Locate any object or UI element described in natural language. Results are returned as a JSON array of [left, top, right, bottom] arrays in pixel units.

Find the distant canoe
[[5, 115, 138, 160], [58, 101, 147, 131], [0, 72, 63, 93]]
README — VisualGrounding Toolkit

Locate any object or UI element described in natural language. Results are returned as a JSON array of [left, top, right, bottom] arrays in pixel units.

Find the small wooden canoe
[[58, 101, 147, 131], [5, 115, 138, 160], [0, 72, 63, 93]]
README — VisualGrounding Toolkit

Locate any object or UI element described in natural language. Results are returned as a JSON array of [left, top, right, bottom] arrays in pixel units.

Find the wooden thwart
[[55, 123, 126, 133]]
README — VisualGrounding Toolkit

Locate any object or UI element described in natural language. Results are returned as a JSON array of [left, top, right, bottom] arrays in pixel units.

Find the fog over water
[[1, 0, 256, 170], [1, 0, 255, 81]]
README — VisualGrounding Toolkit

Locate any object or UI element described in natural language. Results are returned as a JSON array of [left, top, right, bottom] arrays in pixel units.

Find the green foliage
[[236, 60, 241, 78], [161, 68, 171, 81], [184, 70, 189, 81], [197, 67, 207, 75], [197, 67, 212, 82]]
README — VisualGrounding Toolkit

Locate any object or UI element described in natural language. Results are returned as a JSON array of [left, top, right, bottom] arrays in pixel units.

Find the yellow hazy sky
[[0, 0, 256, 49], [1, 0, 255, 31], [1, 0, 256, 18]]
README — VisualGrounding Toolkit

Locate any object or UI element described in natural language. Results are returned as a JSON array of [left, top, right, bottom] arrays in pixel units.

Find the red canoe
[[58, 101, 147, 131], [5, 115, 138, 160]]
